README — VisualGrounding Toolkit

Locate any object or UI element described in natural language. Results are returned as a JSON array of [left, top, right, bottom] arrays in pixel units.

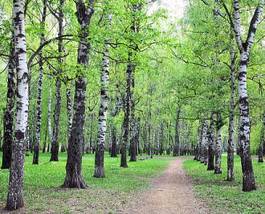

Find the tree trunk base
[[93, 166, 105, 178], [129, 157, 137, 162], [207, 166, 214, 171], [6, 194, 24, 211], [214, 168, 222, 174], [33, 150, 39, 165], [50, 157, 59, 162], [120, 163, 128, 168], [1, 161, 10, 169], [242, 173, 256, 192], [226, 177, 234, 182], [62, 176, 87, 189], [120, 150, 128, 168], [32, 160, 38, 165]]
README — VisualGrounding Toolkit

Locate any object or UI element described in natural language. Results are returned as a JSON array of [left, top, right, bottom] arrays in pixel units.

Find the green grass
[[0, 152, 173, 213], [184, 155, 265, 214]]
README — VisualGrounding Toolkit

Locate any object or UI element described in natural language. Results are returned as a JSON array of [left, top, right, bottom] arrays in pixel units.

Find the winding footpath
[[124, 158, 209, 214]]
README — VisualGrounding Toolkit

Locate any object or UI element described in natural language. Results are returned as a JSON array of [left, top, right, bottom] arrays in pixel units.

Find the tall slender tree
[[227, 36, 236, 180], [231, 0, 264, 191], [66, 82, 73, 143], [214, 112, 223, 174], [129, 3, 141, 162], [120, 57, 133, 167], [1, 35, 15, 169], [207, 113, 215, 170], [6, 0, 29, 210], [200, 120, 208, 165], [94, 14, 111, 178], [258, 112, 265, 162], [63, 0, 95, 188], [50, 0, 65, 161], [33, 0, 48, 165]]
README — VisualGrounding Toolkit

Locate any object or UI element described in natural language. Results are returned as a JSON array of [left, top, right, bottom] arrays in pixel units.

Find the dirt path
[[124, 158, 209, 214]]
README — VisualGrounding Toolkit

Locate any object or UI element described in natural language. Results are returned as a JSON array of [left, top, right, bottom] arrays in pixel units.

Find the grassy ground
[[0, 152, 173, 213], [184, 155, 265, 214]]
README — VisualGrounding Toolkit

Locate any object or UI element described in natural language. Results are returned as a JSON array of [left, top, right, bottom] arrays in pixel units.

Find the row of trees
[[1, 0, 265, 211], [186, 0, 265, 192], [0, 0, 175, 210]]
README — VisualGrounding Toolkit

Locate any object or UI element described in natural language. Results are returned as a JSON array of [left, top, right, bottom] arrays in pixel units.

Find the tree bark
[[63, 0, 95, 188], [194, 122, 202, 161], [130, 118, 138, 161], [258, 112, 265, 162], [127, 3, 140, 163], [200, 120, 208, 165], [173, 108, 181, 156], [63, 78, 87, 188], [232, 0, 263, 191], [50, 0, 64, 161], [207, 113, 215, 171], [6, 0, 29, 209], [227, 42, 236, 181], [42, 114, 49, 153], [214, 112, 223, 174], [129, 69, 137, 162], [238, 53, 256, 191], [33, 0, 47, 165], [47, 80, 52, 152], [66, 83, 73, 143], [110, 125, 117, 157], [94, 34, 110, 178], [121, 56, 134, 168], [159, 122, 164, 155], [1, 37, 15, 170]]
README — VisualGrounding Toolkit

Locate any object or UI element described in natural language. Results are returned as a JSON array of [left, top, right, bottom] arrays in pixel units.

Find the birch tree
[[66, 82, 73, 143], [94, 14, 111, 178], [1, 36, 15, 169], [258, 112, 265, 162], [214, 112, 223, 174], [207, 113, 215, 171], [6, 0, 29, 210], [50, 0, 65, 161], [231, 0, 264, 191], [200, 120, 208, 165], [227, 35, 236, 181], [33, 0, 48, 165], [63, 0, 95, 188]]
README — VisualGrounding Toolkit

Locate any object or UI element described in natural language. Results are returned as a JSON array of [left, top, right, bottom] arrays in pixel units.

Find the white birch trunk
[[94, 37, 110, 177], [66, 84, 73, 142], [33, 0, 47, 164], [232, 0, 264, 191], [6, 0, 29, 210], [200, 121, 208, 165]]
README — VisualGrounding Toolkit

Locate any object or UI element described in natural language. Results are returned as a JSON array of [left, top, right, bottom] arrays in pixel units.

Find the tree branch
[[27, 34, 73, 68]]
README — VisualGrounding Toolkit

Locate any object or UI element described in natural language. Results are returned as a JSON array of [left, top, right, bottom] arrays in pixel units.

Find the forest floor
[[0, 153, 174, 214], [3, 153, 264, 214], [124, 157, 209, 214], [184, 155, 265, 214]]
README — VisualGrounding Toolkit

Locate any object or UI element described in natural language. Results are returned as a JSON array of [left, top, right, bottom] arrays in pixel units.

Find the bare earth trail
[[124, 158, 209, 214]]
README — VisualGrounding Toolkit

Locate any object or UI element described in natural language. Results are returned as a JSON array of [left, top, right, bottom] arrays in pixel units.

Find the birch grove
[[1, 0, 265, 211]]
